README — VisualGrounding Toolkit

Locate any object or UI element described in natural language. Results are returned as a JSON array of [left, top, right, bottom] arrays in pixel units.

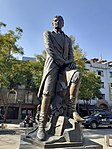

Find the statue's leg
[[68, 71, 84, 122], [37, 68, 59, 141], [36, 94, 51, 141]]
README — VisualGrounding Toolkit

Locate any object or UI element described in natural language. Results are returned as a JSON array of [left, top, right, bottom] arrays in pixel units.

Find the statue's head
[[52, 15, 64, 29]]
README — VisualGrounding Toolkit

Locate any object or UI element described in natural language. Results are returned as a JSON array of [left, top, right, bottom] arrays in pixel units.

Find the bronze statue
[[36, 15, 84, 141]]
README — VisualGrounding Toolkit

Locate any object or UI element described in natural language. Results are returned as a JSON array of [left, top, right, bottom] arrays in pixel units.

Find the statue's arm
[[66, 38, 77, 69], [68, 39, 74, 61], [43, 31, 66, 66]]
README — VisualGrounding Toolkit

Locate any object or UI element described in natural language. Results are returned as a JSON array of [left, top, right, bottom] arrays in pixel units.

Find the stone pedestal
[[20, 116, 103, 149], [20, 137, 103, 149]]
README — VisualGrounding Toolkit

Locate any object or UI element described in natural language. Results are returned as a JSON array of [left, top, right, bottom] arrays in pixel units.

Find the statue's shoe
[[37, 127, 46, 141], [73, 112, 84, 122]]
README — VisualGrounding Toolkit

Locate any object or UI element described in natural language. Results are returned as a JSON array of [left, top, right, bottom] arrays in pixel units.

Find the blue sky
[[0, 0, 112, 61]]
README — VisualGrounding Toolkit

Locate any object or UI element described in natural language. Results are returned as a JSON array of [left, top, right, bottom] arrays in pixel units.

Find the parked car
[[82, 111, 112, 129]]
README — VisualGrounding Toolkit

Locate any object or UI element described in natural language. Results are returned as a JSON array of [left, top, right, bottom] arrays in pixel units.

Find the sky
[[0, 0, 112, 61]]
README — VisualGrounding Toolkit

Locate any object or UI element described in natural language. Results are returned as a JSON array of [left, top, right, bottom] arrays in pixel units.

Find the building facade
[[0, 87, 39, 121], [84, 58, 112, 109]]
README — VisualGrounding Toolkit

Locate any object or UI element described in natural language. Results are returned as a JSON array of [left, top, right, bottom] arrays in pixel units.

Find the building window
[[97, 70, 104, 77], [101, 94, 105, 99], [85, 69, 89, 71], [8, 89, 17, 103], [111, 83, 112, 88], [101, 82, 104, 88], [25, 91, 33, 104], [110, 72, 112, 78]]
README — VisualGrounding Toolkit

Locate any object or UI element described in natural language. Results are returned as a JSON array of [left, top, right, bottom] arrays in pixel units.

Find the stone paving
[[83, 127, 112, 149], [0, 124, 112, 149], [0, 123, 28, 149], [0, 135, 20, 149]]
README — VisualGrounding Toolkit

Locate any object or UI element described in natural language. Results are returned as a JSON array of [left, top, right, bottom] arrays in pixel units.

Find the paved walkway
[[0, 123, 28, 149], [83, 127, 112, 149], [0, 124, 112, 149]]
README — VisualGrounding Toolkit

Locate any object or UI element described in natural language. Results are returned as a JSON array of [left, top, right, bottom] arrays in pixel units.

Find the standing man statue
[[37, 15, 84, 141]]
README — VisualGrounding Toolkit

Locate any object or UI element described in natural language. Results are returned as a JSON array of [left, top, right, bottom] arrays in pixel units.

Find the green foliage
[[0, 21, 45, 90], [0, 23, 25, 122], [73, 47, 86, 72], [33, 50, 46, 90], [70, 35, 101, 101], [69, 35, 86, 72], [0, 29, 24, 56], [0, 23, 24, 88], [79, 71, 101, 100], [35, 50, 46, 70]]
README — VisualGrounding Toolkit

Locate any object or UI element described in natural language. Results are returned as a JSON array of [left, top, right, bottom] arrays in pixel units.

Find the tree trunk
[[3, 105, 9, 122], [1, 88, 9, 122]]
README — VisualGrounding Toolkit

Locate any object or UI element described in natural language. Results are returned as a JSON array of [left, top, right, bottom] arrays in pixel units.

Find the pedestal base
[[19, 116, 103, 149], [20, 135, 103, 149]]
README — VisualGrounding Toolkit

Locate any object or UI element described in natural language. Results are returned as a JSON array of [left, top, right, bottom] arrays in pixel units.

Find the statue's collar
[[52, 30, 64, 34]]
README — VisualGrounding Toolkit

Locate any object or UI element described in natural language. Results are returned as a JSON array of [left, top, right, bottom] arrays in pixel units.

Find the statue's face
[[52, 16, 64, 29]]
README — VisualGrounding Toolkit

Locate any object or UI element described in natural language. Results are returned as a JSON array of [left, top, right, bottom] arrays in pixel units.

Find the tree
[[79, 71, 101, 100], [73, 45, 86, 72], [71, 36, 101, 113], [33, 50, 46, 91], [69, 35, 86, 72], [18, 50, 46, 92], [0, 23, 24, 122], [79, 70, 101, 115]]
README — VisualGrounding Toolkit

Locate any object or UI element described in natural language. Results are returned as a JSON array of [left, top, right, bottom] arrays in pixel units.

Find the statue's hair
[[52, 15, 64, 27], [53, 15, 64, 20], [52, 16, 64, 23]]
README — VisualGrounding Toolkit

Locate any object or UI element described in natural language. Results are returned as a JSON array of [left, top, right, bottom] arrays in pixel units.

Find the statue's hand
[[64, 60, 73, 65], [68, 62, 77, 69]]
